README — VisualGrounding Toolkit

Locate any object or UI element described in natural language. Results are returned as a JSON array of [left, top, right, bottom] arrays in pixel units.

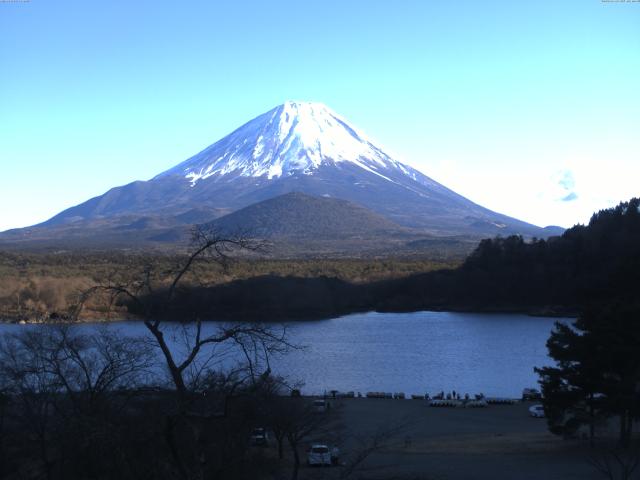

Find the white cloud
[[414, 155, 638, 229]]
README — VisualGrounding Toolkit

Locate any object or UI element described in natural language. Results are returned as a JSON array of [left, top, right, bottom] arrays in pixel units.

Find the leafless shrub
[[588, 447, 640, 480]]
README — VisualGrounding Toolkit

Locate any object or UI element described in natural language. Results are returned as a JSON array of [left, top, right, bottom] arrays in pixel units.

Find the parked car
[[250, 427, 269, 446], [313, 399, 328, 413], [529, 404, 545, 418], [522, 388, 542, 401], [307, 444, 332, 466]]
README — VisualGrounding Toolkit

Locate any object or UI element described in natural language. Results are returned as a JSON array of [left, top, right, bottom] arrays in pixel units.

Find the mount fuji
[[2, 101, 562, 250]]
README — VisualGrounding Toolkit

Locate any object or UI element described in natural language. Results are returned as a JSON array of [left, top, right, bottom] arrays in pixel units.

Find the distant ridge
[[1, 101, 563, 251]]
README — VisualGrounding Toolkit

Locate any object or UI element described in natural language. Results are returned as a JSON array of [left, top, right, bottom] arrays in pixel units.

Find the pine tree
[[536, 301, 640, 447]]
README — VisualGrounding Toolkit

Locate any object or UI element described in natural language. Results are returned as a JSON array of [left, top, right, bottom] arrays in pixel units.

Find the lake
[[0, 311, 571, 398]]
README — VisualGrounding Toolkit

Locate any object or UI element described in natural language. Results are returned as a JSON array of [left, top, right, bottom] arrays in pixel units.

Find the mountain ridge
[[1, 101, 564, 249]]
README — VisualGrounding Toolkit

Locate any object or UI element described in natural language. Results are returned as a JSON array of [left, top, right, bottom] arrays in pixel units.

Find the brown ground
[[295, 398, 620, 480]]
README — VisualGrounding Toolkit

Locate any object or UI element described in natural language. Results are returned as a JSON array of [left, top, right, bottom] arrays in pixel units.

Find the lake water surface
[[1, 311, 571, 398]]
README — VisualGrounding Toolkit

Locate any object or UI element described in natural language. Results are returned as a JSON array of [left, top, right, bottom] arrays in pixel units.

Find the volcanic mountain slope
[[209, 192, 406, 239], [3, 101, 563, 248], [204, 192, 482, 257], [0, 192, 478, 257]]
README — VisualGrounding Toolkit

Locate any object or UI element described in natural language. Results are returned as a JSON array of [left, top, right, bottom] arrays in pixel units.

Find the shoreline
[[0, 305, 578, 325], [0, 304, 578, 325]]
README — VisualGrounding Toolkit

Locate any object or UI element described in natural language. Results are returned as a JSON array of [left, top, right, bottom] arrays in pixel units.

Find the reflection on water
[[1, 311, 571, 397]]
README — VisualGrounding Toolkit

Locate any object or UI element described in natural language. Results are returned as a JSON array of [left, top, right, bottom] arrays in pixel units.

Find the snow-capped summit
[[157, 101, 418, 185], [27, 101, 560, 241]]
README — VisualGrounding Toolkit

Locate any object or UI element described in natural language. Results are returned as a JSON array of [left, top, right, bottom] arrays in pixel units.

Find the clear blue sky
[[1, 0, 638, 230]]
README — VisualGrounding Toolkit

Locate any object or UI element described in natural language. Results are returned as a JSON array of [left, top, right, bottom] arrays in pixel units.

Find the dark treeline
[[421, 196, 638, 310], [375, 197, 640, 314], [132, 276, 367, 321], [0, 252, 456, 323], [133, 198, 640, 321], [0, 325, 347, 480]]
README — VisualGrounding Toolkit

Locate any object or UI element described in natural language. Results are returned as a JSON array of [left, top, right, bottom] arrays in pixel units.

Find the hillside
[[128, 198, 640, 320], [0, 193, 479, 258], [2, 199, 635, 322], [209, 192, 406, 239]]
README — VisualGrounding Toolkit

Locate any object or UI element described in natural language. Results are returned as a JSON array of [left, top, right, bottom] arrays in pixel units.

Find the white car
[[307, 444, 332, 466], [529, 404, 545, 418], [313, 399, 328, 413], [250, 427, 269, 446]]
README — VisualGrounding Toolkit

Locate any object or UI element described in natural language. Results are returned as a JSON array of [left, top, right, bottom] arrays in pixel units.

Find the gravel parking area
[[299, 398, 607, 480]]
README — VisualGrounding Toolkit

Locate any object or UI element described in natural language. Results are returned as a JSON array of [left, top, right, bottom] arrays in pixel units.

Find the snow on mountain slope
[[17, 100, 560, 241], [157, 101, 423, 186]]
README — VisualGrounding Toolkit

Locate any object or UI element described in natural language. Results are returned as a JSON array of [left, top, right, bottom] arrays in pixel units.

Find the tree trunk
[[288, 438, 300, 480], [164, 415, 190, 480], [189, 418, 206, 480], [589, 397, 595, 448], [38, 435, 53, 480], [277, 436, 284, 460], [0, 399, 5, 478], [619, 411, 630, 448], [145, 323, 188, 395]]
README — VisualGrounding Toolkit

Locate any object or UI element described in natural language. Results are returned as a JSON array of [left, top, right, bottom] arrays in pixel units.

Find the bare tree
[[0, 324, 155, 480], [285, 399, 328, 480], [339, 421, 409, 479], [0, 381, 7, 478], [0, 327, 63, 480], [75, 226, 289, 397], [73, 226, 296, 480], [267, 395, 291, 461], [588, 447, 640, 480]]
